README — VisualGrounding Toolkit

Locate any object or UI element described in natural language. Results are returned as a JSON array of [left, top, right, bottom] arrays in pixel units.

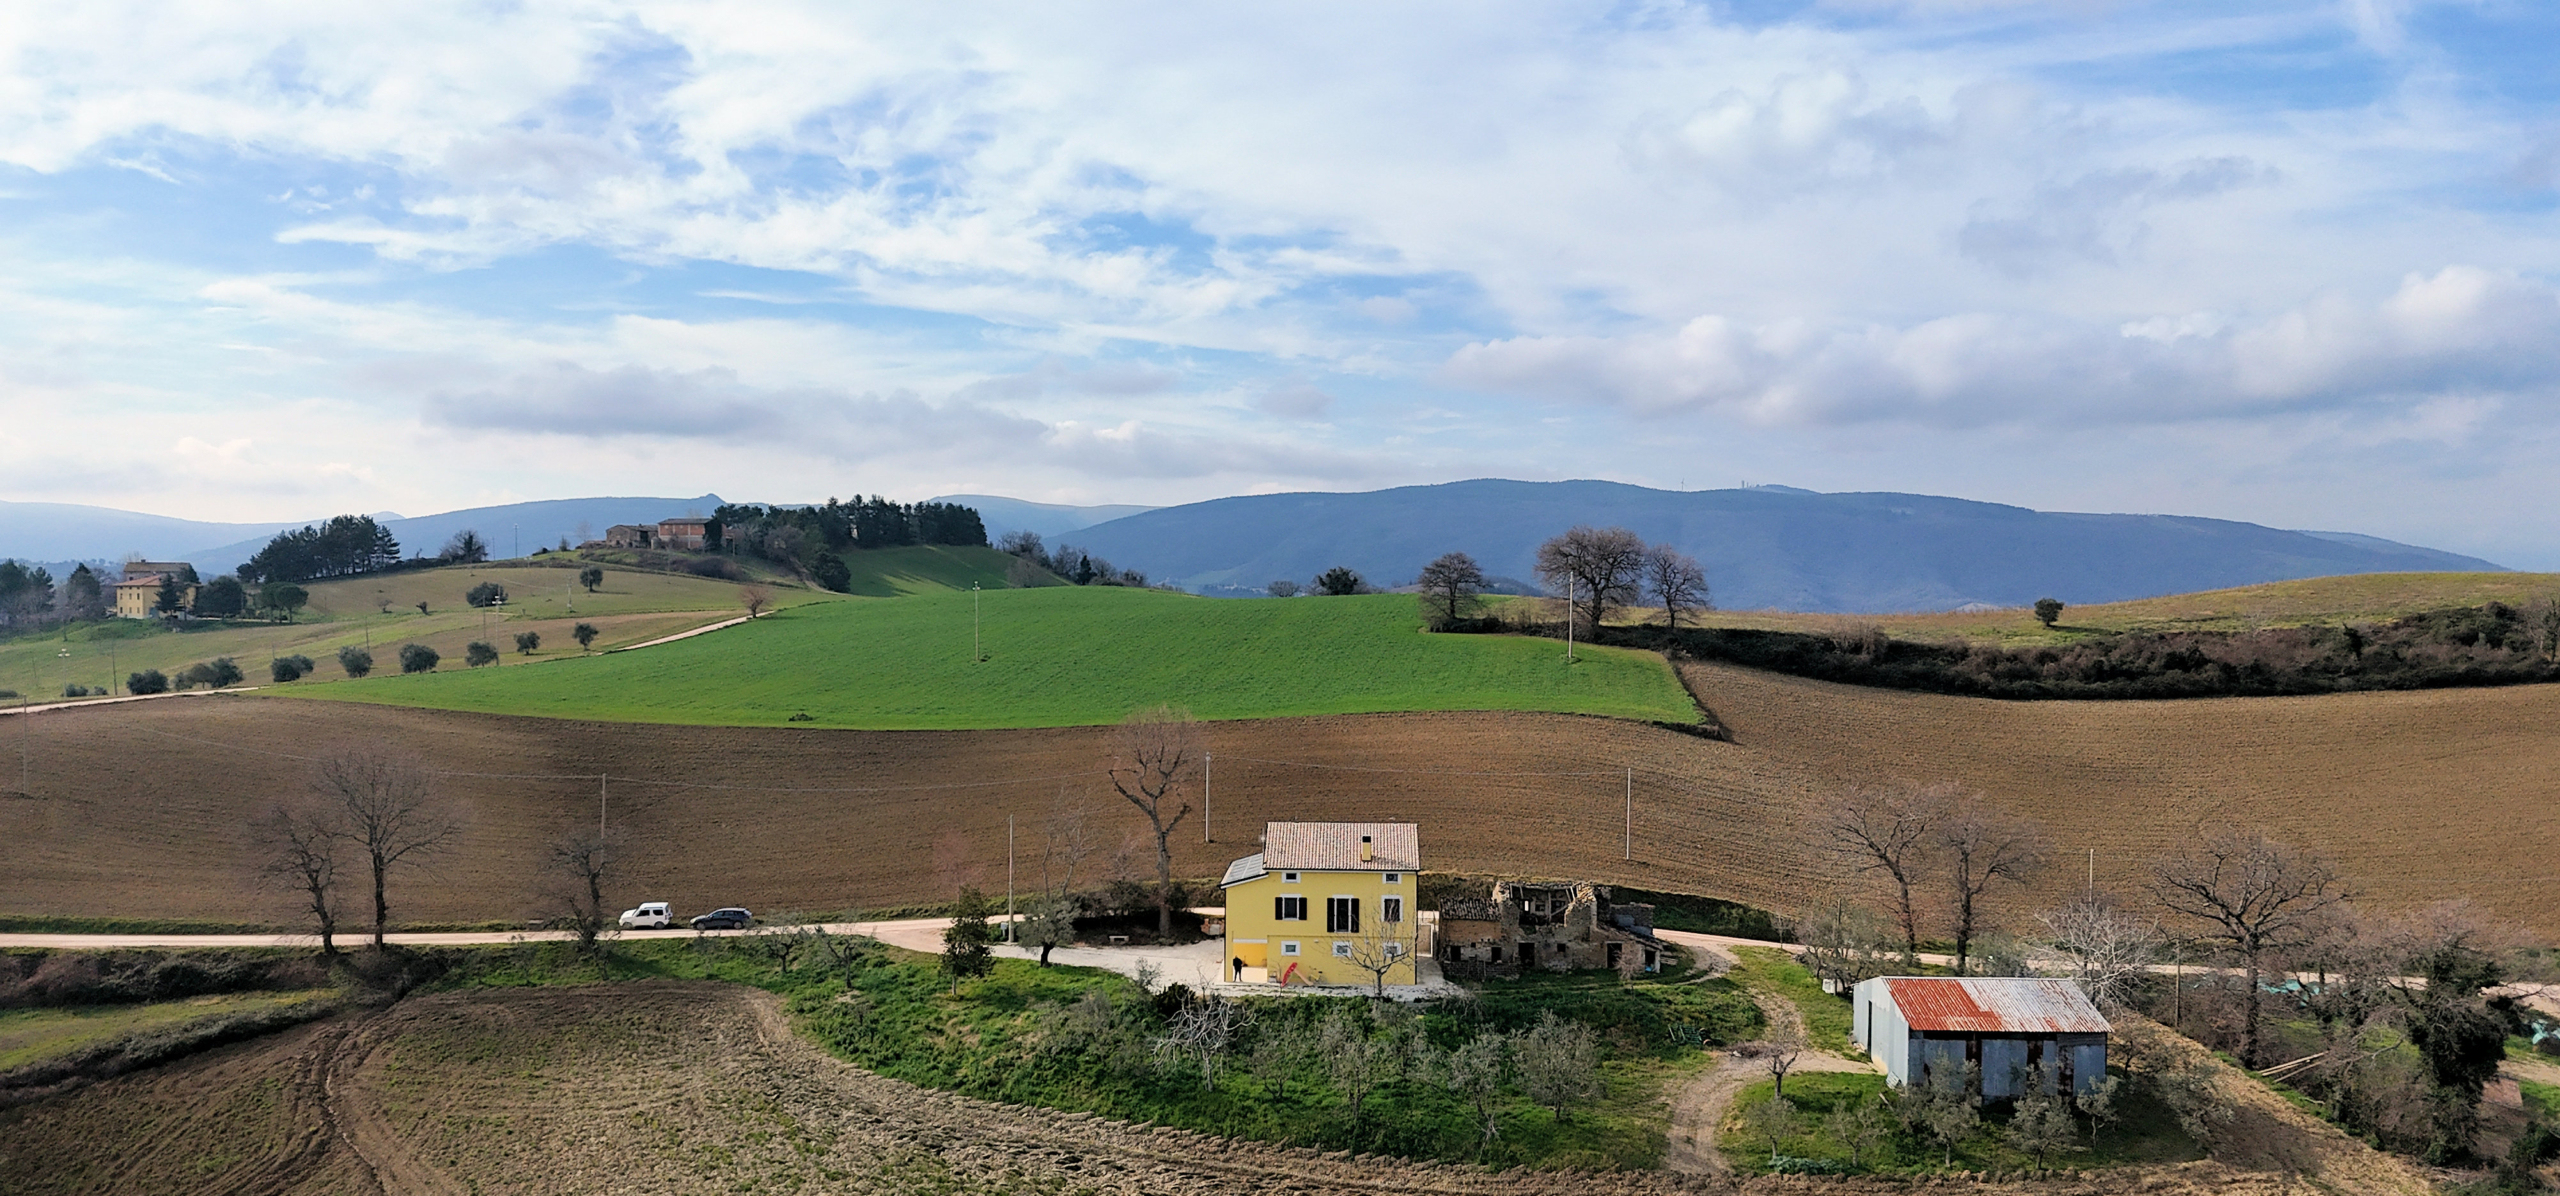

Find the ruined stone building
[[1433, 880, 1663, 979]]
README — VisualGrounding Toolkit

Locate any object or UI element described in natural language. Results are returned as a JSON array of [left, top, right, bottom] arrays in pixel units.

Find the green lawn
[[1720, 1069, 2204, 1175], [290, 588, 1698, 729], [1725, 947, 1854, 1054], [0, 989, 336, 1071]]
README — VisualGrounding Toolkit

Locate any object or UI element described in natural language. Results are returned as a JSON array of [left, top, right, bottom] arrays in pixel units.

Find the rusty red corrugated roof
[[1881, 977, 2110, 1034]]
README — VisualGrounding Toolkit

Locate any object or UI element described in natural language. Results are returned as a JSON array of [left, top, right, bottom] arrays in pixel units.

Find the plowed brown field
[[3, 661, 2555, 938], [0, 981, 2399, 1195]]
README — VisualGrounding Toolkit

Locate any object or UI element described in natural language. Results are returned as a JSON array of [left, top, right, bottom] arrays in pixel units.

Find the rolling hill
[[1058, 479, 2503, 612], [289, 588, 1694, 729], [6, 652, 2553, 939]]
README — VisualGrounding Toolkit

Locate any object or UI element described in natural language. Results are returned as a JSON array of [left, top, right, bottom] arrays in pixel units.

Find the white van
[[618, 901, 673, 930]]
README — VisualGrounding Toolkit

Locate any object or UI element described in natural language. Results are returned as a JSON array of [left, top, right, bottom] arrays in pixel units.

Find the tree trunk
[[2241, 954, 2263, 1067], [372, 861, 389, 948], [1154, 823, 1175, 936], [1039, 942, 1055, 966]]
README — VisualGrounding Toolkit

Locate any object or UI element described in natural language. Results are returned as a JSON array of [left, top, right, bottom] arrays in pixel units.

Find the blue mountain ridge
[[1052, 479, 2504, 613]]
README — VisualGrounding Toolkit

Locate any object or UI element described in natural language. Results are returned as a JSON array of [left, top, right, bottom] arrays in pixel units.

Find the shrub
[[174, 658, 244, 690], [337, 645, 373, 677], [512, 631, 540, 654], [464, 582, 508, 608], [60, 684, 97, 698], [572, 623, 599, 652], [465, 641, 500, 667], [269, 654, 315, 683], [398, 643, 439, 674], [811, 552, 852, 593], [126, 669, 169, 695]]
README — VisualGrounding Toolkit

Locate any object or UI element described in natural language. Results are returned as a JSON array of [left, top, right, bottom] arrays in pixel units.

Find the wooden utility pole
[[1203, 752, 1213, 843], [1006, 814, 1016, 944], [599, 774, 608, 835], [1623, 767, 1632, 860]]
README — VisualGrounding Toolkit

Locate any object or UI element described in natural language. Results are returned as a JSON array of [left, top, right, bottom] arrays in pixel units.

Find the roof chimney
[[1360, 834, 1373, 862]]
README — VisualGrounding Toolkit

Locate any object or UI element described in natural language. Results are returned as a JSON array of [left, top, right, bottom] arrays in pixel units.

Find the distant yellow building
[[112, 574, 194, 619], [1218, 822, 1422, 987]]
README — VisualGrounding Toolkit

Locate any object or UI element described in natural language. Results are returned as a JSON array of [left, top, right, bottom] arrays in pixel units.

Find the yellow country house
[[1218, 821, 1424, 987]]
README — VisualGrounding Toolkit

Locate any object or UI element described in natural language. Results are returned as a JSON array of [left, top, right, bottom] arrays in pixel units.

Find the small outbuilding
[[1851, 976, 2110, 1099]]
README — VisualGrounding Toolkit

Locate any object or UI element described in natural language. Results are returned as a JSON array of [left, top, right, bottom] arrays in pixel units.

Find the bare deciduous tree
[[1938, 798, 2050, 975], [2148, 825, 2350, 1066], [544, 826, 625, 955], [1823, 782, 1952, 963], [1533, 525, 1647, 629], [2036, 894, 2159, 1011], [1152, 996, 1246, 1090], [1341, 931, 1414, 999], [1793, 896, 1898, 991], [1040, 788, 1093, 899], [1641, 543, 1710, 629], [739, 585, 773, 618], [1107, 705, 1200, 936], [314, 752, 463, 948], [252, 801, 344, 955], [1414, 551, 1488, 625]]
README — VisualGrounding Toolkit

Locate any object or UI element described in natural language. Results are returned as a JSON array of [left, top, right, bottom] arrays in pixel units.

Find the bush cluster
[[1580, 602, 2560, 700], [0, 950, 328, 1009], [269, 654, 316, 683]]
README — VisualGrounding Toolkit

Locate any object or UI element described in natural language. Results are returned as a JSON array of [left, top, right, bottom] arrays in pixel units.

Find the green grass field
[[292, 588, 1697, 729], [0, 548, 1025, 703], [0, 989, 335, 1071]]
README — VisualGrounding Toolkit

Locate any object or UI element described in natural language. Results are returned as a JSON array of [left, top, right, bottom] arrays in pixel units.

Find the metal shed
[[1851, 976, 2110, 1099]]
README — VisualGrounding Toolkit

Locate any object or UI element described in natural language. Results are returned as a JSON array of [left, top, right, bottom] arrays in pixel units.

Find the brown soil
[[0, 981, 2409, 1195], [3, 659, 2556, 938]]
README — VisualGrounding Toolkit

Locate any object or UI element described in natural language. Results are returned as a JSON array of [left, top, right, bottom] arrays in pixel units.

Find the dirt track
[[4, 660, 2557, 937], [0, 981, 2413, 1195]]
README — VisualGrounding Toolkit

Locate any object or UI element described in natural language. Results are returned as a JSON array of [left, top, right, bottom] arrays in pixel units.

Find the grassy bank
[[432, 934, 1757, 1169], [295, 588, 1697, 729]]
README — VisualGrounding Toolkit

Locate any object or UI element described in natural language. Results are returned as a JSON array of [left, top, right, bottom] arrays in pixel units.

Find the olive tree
[[578, 565, 604, 593]]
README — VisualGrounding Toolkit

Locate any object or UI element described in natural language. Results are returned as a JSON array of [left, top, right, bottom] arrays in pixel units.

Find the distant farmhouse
[[1220, 822, 1422, 986], [1852, 976, 2111, 1099], [590, 519, 713, 551], [1437, 880, 1664, 978], [113, 561, 197, 618]]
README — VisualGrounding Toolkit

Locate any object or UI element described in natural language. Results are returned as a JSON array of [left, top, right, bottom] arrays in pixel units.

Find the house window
[[1332, 941, 1353, 958], [1381, 896, 1403, 924], [1384, 942, 1402, 958], [1383, 872, 1400, 884], [1274, 895, 1307, 921], [1283, 871, 1299, 883], [1280, 941, 1300, 956], [1326, 896, 1361, 934]]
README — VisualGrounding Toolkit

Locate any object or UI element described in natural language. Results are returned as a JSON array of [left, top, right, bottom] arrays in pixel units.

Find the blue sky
[[2, 1, 2557, 564]]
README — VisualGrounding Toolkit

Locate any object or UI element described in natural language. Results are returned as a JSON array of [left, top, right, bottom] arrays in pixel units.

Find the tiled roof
[[1219, 853, 1266, 888], [113, 574, 166, 588], [1881, 977, 2110, 1034], [1260, 822, 1418, 872]]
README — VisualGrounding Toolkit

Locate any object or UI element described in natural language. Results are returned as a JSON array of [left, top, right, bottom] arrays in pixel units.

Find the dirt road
[[1661, 971, 1876, 1175]]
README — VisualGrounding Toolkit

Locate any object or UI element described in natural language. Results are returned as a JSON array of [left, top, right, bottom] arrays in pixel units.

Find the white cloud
[[1443, 267, 2560, 429]]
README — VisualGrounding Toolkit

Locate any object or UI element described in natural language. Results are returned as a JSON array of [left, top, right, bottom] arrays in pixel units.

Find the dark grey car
[[690, 907, 754, 930]]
